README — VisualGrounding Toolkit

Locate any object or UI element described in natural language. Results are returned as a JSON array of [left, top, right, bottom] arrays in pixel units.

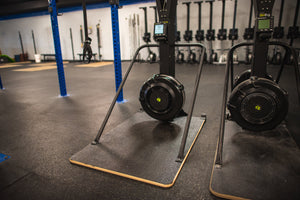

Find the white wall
[[0, 0, 298, 61]]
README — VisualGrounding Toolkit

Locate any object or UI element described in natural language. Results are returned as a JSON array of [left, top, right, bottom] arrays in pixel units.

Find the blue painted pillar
[[48, 0, 67, 97], [0, 74, 3, 90], [110, 3, 124, 102]]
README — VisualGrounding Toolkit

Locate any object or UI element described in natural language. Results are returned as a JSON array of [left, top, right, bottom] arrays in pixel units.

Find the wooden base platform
[[70, 112, 206, 188]]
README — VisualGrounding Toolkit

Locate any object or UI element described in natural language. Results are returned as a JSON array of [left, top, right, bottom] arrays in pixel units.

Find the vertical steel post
[[48, 0, 68, 97], [110, 1, 124, 102], [69, 28, 75, 61], [18, 31, 25, 55], [32, 30, 37, 54], [96, 24, 102, 61]]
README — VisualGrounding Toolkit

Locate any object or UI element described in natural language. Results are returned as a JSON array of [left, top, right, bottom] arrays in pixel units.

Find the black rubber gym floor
[[0, 61, 299, 200]]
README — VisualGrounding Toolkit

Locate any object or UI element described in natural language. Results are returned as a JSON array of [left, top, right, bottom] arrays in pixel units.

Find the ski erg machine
[[70, 0, 207, 188], [210, 0, 300, 199]]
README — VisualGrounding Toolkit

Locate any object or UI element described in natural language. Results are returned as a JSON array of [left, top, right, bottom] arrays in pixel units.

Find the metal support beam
[[48, 0, 67, 97], [110, 2, 124, 102]]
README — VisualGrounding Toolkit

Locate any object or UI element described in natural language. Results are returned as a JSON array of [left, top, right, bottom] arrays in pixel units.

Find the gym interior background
[[0, 0, 299, 60], [0, 0, 299, 200]]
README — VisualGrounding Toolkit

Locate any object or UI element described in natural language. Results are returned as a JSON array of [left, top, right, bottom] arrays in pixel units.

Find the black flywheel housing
[[228, 77, 288, 131], [139, 74, 185, 121]]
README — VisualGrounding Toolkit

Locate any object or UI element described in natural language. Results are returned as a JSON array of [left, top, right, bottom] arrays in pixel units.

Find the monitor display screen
[[258, 19, 270, 29], [155, 24, 164, 34]]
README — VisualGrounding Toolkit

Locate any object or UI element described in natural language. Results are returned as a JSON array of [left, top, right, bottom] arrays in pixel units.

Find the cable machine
[[194, 1, 207, 63], [216, 0, 227, 64], [270, 0, 285, 65], [205, 0, 218, 64], [286, 0, 299, 65], [139, 7, 156, 63], [243, 0, 254, 64], [150, 5, 158, 41], [175, 5, 184, 64], [228, 0, 238, 63], [183, 2, 197, 64]]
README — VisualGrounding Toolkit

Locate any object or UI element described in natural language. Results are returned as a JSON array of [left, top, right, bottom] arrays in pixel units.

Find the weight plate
[[139, 74, 185, 121], [228, 77, 288, 131]]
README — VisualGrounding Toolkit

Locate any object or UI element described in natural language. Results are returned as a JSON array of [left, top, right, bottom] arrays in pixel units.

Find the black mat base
[[210, 121, 300, 200], [0, 161, 30, 191], [70, 112, 206, 188]]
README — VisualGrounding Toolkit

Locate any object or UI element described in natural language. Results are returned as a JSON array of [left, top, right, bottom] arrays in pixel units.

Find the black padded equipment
[[139, 74, 185, 121], [176, 50, 184, 64], [233, 69, 273, 89], [148, 51, 157, 63], [228, 77, 288, 131]]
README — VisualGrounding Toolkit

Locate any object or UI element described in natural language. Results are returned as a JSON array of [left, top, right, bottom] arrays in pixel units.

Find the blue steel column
[[110, 4, 124, 102], [48, 0, 67, 97], [0, 75, 3, 90]]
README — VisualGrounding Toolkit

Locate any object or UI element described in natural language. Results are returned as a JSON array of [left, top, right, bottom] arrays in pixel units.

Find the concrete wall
[[0, 0, 298, 61]]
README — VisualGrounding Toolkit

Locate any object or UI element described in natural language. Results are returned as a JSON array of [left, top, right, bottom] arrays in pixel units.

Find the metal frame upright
[[156, 0, 177, 76], [48, 0, 68, 97], [109, 0, 124, 102]]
